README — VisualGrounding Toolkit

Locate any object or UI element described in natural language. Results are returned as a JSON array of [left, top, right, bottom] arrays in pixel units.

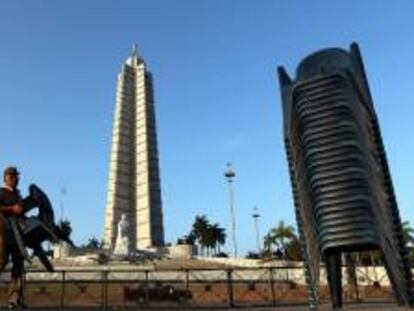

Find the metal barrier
[[0, 265, 398, 308]]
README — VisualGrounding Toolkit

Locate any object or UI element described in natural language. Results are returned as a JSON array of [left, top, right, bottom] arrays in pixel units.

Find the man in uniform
[[0, 166, 25, 308]]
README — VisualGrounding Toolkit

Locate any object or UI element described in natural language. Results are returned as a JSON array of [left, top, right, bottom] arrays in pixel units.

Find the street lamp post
[[224, 163, 238, 258], [252, 207, 261, 253]]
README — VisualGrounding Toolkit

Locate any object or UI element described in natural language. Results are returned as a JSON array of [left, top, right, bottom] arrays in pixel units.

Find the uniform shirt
[[0, 188, 22, 245], [0, 187, 21, 212]]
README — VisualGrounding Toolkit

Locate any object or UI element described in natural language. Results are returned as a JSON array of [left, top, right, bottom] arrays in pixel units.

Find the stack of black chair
[[277, 43, 413, 309]]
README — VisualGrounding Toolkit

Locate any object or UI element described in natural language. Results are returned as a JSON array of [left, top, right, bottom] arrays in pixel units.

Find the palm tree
[[285, 236, 302, 261], [262, 221, 296, 259], [215, 225, 226, 254], [402, 221, 414, 263], [57, 219, 72, 239], [207, 223, 226, 255], [86, 237, 101, 249], [402, 221, 414, 246], [189, 216, 227, 257], [204, 226, 216, 256], [263, 233, 274, 254], [191, 215, 210, 256], [270, 221, 295, 258], [184, 232, 197, 245]]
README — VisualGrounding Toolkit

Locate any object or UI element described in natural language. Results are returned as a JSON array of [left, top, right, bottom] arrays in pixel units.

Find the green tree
[[185, 232, 197, 245], [285, 236, 302, 261], [269, 221, 295, 258], [263, 233, 274, 254], [190, 215, 226, 256], [215, 225, 226, 253], [402, 220, 414, 264], [191, 215, 210, 256], [402, 221, 414, 245], [262, 221, 297, 259], [204, 225, 216, 256], [57, 219, 72, 239], [245, 251, 260, 259], [207, 223, 226, 255], [85, 237, 101, 249]]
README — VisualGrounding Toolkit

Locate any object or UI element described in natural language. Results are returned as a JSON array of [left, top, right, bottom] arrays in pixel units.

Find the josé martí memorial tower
[[103, 45, 165, 250]]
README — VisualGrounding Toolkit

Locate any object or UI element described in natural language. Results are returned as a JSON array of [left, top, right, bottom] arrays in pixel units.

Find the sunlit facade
[[104, 46, 164, 250]]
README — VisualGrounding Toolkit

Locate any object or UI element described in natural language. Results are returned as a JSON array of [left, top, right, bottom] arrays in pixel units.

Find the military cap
[[3, 166, 20, 176]]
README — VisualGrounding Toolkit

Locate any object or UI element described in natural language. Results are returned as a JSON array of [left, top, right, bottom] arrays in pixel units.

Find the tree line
[[249, 220, 414, 264], [178, 215, 226, 257], [57, 215, 414, 264]]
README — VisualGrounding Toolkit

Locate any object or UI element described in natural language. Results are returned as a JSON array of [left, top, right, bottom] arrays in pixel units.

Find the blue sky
[[1, 1, 413, 255]]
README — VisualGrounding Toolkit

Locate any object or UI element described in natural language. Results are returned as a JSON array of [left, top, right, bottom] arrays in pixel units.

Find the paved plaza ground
[[286, 303, 409, 310], [21, 303, 406, 311], [117, 305, 410, 311], [0, 302, 409, 310]]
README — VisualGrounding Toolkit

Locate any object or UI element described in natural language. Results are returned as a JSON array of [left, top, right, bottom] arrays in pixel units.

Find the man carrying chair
[[0, 166, 75, 308], [0, 166, 25, 308]]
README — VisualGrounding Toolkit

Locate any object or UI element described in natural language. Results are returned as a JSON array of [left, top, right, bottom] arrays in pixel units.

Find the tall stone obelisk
[[103, 45, 165, 250]]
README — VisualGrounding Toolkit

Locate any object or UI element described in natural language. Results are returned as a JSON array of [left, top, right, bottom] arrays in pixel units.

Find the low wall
[[164, 244, 197, 259], [196, 256, 303, 267]]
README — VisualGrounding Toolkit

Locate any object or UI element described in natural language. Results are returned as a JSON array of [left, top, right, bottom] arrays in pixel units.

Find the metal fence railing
[[0, 265, 397, 308]]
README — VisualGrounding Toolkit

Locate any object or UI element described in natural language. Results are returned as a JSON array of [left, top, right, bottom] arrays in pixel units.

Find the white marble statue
[[113, 213, 130, 255]]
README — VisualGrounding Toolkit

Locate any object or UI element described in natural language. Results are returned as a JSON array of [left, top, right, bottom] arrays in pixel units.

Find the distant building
[[278, 43, 413, 309], [104, 45, 165, 250]]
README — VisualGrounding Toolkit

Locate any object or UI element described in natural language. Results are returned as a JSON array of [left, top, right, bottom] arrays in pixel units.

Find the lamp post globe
[[252, 207, 261, 253], [224, 163, 237, 257]]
